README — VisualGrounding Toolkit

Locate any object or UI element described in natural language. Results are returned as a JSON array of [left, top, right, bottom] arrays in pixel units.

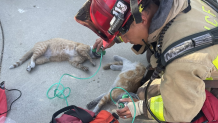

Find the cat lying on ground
[[87, 55, 146, 114], [9, 38, 98, 72]]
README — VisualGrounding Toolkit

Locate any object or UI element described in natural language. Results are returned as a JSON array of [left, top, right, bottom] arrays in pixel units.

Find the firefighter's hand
[[93, 38, 115, 52], [93, 38, 104, 52], [116, 98, 143, 119]]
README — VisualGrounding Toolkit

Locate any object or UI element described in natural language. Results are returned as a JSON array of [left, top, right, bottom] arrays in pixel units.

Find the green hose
[[47, 52, 103, 106], [110, 87, 136, 123], [47, 51, 136, 123]]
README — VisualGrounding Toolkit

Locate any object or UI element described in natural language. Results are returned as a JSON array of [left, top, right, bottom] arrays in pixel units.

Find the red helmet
[[75, 0, 143, 46]]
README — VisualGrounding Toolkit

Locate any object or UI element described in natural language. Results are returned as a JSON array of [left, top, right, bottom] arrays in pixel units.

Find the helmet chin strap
[[130, 0, 142, 23], [142, 39, 147, 45], [142, 39, 153, 53]]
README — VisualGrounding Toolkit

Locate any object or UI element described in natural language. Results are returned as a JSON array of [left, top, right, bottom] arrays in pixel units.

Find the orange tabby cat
[[87, 55, 146, 113], [9, 38, 98, 72]]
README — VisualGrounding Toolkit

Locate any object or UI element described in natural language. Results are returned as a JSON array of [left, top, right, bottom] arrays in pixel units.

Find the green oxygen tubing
[[47, 49, 136, 122], [46, 48, 105, 106], [110, 87, 137, 123]]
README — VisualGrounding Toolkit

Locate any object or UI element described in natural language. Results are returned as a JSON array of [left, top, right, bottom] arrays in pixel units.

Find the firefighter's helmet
[[75, 0, 145, 45]]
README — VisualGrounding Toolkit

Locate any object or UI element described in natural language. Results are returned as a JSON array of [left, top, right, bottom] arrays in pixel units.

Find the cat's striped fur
[[87, 55, 146, 114], [9, 38, 97, 72]]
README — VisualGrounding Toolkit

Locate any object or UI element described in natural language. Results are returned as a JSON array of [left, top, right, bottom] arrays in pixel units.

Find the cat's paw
[[113, 55, 123, 61], [110, 65, 123, 71], [26, 65, 32, 72], [92, 62, 96, 66], [9, 65, 15, 69], [87, 100, 98, 109], [82, 66, 89, 71], [26, 62, 35, 72], [30, 61, 36, 68]]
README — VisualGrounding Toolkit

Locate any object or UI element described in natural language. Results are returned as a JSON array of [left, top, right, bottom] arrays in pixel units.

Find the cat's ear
[[110, 65, 123, 71]]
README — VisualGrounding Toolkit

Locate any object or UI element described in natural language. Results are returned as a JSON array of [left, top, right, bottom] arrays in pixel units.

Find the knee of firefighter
[[137, 82, 161, 100], [137, 86, 146, 100]]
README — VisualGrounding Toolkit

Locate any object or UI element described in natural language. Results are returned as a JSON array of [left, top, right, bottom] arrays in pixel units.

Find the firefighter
[[75, 0, 218, 122]]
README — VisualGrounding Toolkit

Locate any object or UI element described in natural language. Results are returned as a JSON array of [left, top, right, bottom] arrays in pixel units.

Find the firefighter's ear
[[141, 12, 149, 26]]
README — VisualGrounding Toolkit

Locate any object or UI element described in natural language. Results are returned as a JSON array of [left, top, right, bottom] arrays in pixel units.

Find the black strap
[[191, 110, 205, 122], [160, 27, 218, 67], [183, 0, 191, 13], [140, 70, 155, 86], [64, 107, 93, 123], [203, 0, 218, 13], [130, 0, 142, 24], [0, 81, 22, 116], [51, 105, 93, 123], [0, 81, 5, 89]]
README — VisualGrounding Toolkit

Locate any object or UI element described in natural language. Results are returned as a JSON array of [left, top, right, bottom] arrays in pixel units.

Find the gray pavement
[[0, 0, 156, 123]]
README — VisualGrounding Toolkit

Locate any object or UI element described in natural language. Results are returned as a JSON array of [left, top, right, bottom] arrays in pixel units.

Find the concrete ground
[[0, 0, 156, 123]]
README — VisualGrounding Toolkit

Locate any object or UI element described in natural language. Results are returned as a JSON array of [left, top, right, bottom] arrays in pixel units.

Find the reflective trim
[[119, 36, 124, 42], [150, 95, 165, 121], [139, 4, 144, 13], [202, 6, 216, 17], [213, 55, 218, 69], [205, 16, 218, 27], [206, 77, 213, 80], [204, 26, 211, 30]]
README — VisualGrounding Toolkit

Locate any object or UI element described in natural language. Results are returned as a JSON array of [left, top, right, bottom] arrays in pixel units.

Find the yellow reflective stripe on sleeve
[[213, 55, 218, 70], [150, 95, 165, 121], [206, 77, 213, 80], [118, 36, 124, 42]]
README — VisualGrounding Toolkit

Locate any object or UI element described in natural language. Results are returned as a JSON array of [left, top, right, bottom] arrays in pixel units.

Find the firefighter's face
[[120, 21, 149, 45], [120, 9, 151, 45]]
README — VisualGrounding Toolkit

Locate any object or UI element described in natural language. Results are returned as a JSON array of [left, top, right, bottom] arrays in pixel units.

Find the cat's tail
[[92, 88, 126, 113], [103, 61, 123, 70], [92, 93, 112, 113], [103, 64, 113, 70], [9, 48, 34, 69]]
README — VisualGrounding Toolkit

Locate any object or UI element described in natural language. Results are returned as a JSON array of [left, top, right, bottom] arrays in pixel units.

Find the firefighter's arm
[[118, 61, 212, 121], [126, 98, 153, 119], [127, 61, 211, 122], [159, 61, 211, 122], [116, 98, 142, 119], [118, 98, 153, 120]]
